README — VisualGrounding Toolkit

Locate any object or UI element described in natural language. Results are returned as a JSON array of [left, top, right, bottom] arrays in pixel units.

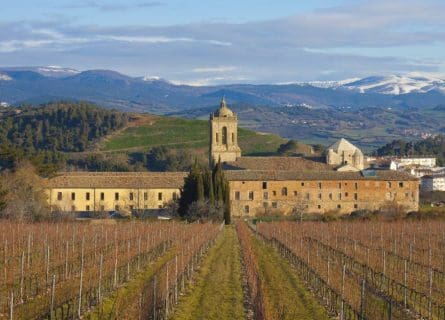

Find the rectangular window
[[339, 193, 342, 200], [263, 191, 268, 200], [244, 205, 250, 214], [216, 133, 219, 143], [172, 192, 177, 201], [345, 192, 349, 197], [235, 191, 240, 200], [399, 182, 404, 188], [354, 193, 358, 200], [318, 182, 322, 189], [100, 192, 105, 201], [387, 182, 392, 188], [71, 192, 76, 201], [318, 193, 322, 200], [273, 190, 277, 196], [329, 193, 333, 200], [354, 182, 358, 190], [115, 192, 119, 201], [249, 191, 254, 200], [86, 192, 90, 201], [294, 191, 298, 196], [86, 205, 90, 211], [301, 182, 305, 187], [354, 204, 358, 209], [272, 202, 278, 208], [337, 204, 341, 209], [158, 192, 163, 201], [262, 181, 267, 189], [129, 192, 134, 201], [338, 183, 342, 188], [57, 192, 62, 201], [318, 205, 321, 209], [144, 192, 148, 201]]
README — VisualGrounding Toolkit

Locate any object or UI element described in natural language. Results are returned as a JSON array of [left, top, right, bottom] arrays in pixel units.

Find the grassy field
[[101, 116, 288, 156], [251, 233, 331, 320], [171, 226, 245, 320]]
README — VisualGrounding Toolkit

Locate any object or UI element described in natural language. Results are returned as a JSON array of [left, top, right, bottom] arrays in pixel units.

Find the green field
[[101, 116, 288, 156]]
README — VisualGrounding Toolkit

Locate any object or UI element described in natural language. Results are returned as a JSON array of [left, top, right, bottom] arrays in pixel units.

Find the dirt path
[[171, 226, 245, 320], [251, 234, 331, 320]]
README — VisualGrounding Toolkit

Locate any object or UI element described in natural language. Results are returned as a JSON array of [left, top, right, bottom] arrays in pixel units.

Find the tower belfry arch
[[209, 97, 241, 166]]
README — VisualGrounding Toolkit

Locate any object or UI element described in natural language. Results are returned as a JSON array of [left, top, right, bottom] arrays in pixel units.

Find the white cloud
[[191, 66, 238, 73]]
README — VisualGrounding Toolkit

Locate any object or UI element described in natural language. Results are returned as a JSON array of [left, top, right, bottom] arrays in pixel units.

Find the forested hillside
[[0, 102, 128, 174], [375, 135, 445, 165]]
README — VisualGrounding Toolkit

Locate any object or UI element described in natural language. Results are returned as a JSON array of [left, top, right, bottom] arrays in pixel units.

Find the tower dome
[[214, 97, 234, 117]]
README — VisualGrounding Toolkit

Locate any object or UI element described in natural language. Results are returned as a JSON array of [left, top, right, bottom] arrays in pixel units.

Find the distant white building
[[421, 175, 445, 192], [390, 157, 437, 170]]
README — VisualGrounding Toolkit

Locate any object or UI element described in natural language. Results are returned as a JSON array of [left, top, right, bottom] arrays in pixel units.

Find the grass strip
[[171, 227, 245, 320], [251, 235, 332, 320]]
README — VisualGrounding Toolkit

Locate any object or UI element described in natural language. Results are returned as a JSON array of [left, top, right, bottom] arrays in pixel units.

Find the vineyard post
[[27, 234, 31, 269], [46, 244, 50, 286], [165, 262, 169, 318], [340, 264, 345, 320], [175, 255, 178, 304], [50, 274, 55, 320], [360, 279, 365, 320], [78, 237, 85, 319], [153, 276, 157, 320], [98, 253, 103, 303], [404, 259, 407, 309], [137, 237, 141, 271], [9, 291, 13, 320], [64, 241, 68, 280], [20, 251, 24, 302], [428, 268, 432, 319]]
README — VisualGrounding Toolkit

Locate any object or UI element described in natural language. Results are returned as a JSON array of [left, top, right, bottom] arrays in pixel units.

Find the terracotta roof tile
[[224, 157, 333, 171], [45, 172, 187, 189]]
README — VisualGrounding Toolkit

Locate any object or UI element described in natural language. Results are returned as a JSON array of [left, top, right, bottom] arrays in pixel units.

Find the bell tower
[[209, 97, 241, 166]]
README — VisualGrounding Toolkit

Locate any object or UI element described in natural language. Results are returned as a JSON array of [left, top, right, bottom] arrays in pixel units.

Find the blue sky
[[1, 0, 444, 84]]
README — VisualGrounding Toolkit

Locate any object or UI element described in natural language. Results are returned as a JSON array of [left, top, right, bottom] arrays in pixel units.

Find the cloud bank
[[0, 0, 444, 84]]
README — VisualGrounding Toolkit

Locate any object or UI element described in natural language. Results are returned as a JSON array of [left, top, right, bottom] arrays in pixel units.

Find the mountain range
[[1, 66, 444, 149]]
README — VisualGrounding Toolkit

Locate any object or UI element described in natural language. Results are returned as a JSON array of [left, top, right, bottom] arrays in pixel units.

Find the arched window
[[216, 133, 219, 143], [232, 132, 235, 143], [222, 127, 228, 145], [281, 187, 288, 196]]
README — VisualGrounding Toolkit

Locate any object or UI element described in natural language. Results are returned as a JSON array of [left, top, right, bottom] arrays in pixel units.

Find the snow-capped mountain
[[0, 72, 12, 81], [35, 66, 80, 78], [0, 66, 80, 78], [340, 75, 445, 95]]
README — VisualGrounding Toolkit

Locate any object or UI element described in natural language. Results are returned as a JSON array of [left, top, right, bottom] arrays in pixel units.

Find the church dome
[[214, 97, 234, 117]]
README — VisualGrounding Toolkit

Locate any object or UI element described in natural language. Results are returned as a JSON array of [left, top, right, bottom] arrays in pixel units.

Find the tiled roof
[[225, 170, 419, 181], [45, 172, 187, 189], [223, 157, 332, 171]]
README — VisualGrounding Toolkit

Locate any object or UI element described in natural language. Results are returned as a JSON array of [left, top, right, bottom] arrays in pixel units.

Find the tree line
[[0, 102, 128, 174], [375, 135, 445, 165]]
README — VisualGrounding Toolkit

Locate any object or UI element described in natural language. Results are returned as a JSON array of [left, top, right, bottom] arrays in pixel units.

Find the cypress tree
[[197, 172, 204, 202]]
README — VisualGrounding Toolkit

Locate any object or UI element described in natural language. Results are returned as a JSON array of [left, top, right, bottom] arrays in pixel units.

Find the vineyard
[[1, 220, 444, 320], [256, 220, 445, 320], [0, 221, 222, 319]]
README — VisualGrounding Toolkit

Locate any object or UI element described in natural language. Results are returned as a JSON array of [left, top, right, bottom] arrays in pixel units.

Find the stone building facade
[[46, 172, 186, 213], [46, 98, 420, 217], [226, 170, 419, 217], [326, 138, 365, 170]]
